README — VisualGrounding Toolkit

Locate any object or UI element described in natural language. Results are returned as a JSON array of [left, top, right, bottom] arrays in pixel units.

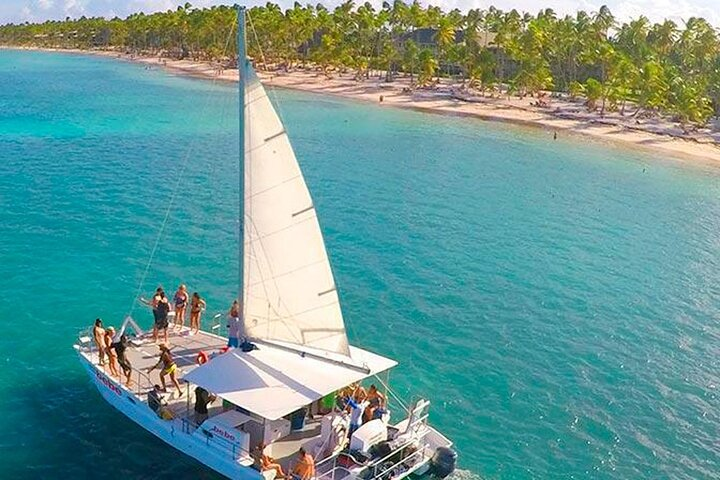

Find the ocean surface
[[1, 49, 720, 479]]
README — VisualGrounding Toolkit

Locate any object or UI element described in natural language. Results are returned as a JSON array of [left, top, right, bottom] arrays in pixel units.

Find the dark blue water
[[2, 49, 720, 479]]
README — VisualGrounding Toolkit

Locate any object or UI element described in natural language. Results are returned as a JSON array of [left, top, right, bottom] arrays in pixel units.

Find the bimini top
[[182, 342, 397, 421]]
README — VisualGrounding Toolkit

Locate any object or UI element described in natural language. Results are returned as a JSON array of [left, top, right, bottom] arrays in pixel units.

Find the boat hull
[[78, 352, 261, 480]]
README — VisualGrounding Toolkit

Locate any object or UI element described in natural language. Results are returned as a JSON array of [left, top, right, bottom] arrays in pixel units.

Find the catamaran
[[74, 6, 456, 480]]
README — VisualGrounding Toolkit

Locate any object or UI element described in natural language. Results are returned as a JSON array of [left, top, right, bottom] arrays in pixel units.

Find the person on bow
[[112, 333, 133, 387], [173, 284, 189, 332], [189, 292, 206, 336], [104, 326, 119, 378], [141, 286, 170, 344], [147, 344, 183, 398], [93, 318, 106, 366]]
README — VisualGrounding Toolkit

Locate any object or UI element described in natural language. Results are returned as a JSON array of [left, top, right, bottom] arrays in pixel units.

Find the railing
[[315, 416, 434, 480], [366, 440, 431, 480], [209, 312, 224, 335], [180, 416, 253, 463]]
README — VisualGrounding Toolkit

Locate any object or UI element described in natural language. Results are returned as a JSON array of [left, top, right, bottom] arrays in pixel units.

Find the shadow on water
[[11, 375, 223, 479]]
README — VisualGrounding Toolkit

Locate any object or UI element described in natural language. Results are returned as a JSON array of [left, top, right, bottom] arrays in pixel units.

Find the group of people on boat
[[339, 383, 386, 435], [252, 445, 316, 480], [140, 285, 207, 345], [91, 286, 243, 394], [92, 318, 133, 386]]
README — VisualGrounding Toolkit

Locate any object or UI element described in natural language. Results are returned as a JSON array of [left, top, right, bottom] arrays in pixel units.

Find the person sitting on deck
[[193, 386, 216, 425], [226, 300, 242, 348], [93, 318, 106, 366], [291, 447, 315, 480], [252, 442, 285, 478], [147, 344, 184, 398], [148, 384, 166, 413]]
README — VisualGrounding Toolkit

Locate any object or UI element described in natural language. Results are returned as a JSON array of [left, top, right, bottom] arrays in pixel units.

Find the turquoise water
[[2, 50, 720, 479]]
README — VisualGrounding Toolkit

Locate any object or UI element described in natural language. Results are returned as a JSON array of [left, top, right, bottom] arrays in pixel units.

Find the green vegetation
[[1, 2, 719, 126]]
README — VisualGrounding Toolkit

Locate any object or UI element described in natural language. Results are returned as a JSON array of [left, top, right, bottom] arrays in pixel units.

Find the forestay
[[242, 66, 350, 357]]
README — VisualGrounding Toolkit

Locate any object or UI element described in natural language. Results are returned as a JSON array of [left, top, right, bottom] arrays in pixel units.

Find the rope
[[247, 11, 289, 126], [125, 16, 238, 320]]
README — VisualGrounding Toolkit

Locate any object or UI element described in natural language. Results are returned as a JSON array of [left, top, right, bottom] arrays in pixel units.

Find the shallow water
[[1, 50, 720, 479]]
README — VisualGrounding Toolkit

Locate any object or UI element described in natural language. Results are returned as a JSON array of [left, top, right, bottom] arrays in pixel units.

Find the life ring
[[196, 351, 208, 365]]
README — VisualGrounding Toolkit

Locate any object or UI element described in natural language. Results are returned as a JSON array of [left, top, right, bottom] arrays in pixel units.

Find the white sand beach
[[6, 45, 720, 165]]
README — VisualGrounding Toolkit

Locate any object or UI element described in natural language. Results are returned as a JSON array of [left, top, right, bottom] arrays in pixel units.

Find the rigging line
[[125, 16, 238, 320], [246, 10, 289, 127]]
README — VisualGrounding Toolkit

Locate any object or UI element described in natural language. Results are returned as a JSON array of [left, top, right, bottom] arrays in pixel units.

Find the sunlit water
[[1, 50, 720, 479]]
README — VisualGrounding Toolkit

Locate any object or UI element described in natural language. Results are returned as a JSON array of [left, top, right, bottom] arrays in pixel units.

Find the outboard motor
[[429, 446, 457, 479]]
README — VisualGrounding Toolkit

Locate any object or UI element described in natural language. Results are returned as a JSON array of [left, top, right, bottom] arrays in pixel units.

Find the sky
[[2, 0, 720, 27]]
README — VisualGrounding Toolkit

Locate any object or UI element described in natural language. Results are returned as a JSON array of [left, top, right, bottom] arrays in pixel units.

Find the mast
[[237, 5, 246, 318]]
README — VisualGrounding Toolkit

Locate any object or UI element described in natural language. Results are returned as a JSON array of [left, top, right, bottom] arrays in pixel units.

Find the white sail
[[242, 67, 350, 357]]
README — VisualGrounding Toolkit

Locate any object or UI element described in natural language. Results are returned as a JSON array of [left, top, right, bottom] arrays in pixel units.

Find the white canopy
[[182, 343, 397, 421]]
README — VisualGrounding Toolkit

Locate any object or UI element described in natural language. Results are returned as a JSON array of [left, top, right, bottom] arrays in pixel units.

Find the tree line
[[1, 2, 719, 126]]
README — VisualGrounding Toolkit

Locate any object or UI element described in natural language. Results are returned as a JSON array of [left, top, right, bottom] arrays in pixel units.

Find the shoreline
[[5, 45, 720, 166]]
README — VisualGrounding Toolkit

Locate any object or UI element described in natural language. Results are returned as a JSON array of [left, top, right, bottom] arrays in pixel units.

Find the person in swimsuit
[[112, 334, 133, 386], [364, 384, 386, 422], [147, 344, 183, 397], [226, 300, 242, 348], [93, 318, 106, 366], [140, 287, 165, 343], [173, 284, 189, 332], [189, 292, 206, 336], [290, 447, 315, 480], [253, 442, 285, 478], [154, 291, 171, 345], [104, 326, 119, 378]]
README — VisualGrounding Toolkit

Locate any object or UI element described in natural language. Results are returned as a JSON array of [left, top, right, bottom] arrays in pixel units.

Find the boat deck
[[84, 322, 229, 416]]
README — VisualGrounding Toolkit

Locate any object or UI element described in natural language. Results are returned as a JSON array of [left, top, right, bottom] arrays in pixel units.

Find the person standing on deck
[[112, 333, 133, 386], [346, 392, 369, 437], [140, 287, 166, 343], [194, 386, 216, 425], [364, 384, 386, 422], [189, 292, 206, 336], [173, 284, 189, 332], [227, 300, 242, 348], [104, 327, 119, 378], [147, 344, 183, 397], [93, 318, 106, 366], [152, 291, 171, 345]]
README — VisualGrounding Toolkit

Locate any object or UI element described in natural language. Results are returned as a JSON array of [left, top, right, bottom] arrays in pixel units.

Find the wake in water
[[445, 468, 484, 480]]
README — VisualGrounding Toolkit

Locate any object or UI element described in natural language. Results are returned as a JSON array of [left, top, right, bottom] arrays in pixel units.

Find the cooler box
[[349, 419, 387, 452]]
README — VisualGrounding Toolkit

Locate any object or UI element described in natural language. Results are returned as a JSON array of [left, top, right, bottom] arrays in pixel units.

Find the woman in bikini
[[93, 318, 106, 366], [173, 284, 189, 332], [147, 344, 183, 397], [253, 442, 285, 478], [104, 327, 119, 378], [189, 292, 206, 336]]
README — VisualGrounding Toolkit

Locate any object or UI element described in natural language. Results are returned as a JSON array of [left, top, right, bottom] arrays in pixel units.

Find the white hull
[[78, 352, 262, 480]]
